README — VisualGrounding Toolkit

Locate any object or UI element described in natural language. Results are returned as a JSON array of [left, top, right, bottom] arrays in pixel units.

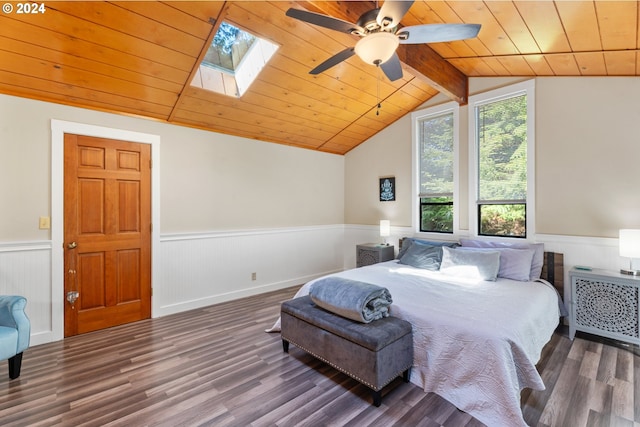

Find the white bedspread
[[271, 260, 560, 427]]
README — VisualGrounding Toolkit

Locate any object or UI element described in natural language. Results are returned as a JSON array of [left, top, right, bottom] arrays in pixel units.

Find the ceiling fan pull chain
[[376, 64, 382, 116]]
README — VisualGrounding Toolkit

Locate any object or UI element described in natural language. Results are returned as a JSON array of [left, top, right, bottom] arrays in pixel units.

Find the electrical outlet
[[251, 272, 257, 281], [39, 216, 50, 229]]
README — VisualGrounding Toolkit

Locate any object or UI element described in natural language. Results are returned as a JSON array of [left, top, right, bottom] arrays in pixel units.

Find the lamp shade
[[380, 220, 391, 237], [354, 32, 399, 65], [619, 229, 640, 258]]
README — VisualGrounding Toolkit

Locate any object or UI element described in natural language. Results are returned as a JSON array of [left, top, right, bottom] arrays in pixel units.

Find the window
[[191, 22, 278, 98], [203, 22, 256, 73], [469, 80, 535, 238], [412, 102, 458, 234]]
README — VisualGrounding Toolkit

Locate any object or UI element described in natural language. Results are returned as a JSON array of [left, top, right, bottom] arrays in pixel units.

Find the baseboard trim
[[154, 269, 341, 317]]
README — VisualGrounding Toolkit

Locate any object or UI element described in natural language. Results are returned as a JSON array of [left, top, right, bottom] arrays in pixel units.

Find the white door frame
[[51, 120, 160, 342]]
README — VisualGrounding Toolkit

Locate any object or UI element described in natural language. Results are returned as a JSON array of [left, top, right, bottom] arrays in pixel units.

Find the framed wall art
[[379, 177, 395, 202]]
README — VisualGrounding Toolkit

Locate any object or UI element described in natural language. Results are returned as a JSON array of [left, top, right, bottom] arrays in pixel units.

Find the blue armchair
[[0, 296, 30, 379]]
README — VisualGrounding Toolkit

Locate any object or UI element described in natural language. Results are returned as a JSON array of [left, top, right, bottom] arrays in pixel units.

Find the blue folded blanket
[[309, 277, 393, 323]]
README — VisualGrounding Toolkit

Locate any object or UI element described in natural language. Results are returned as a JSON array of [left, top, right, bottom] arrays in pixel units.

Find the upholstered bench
[[280, 295, 413, 406]]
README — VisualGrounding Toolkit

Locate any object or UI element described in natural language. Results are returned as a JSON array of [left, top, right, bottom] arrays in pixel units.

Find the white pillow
[[459, 239, 544, 280], [440, 247, 500, 281], [457, 247, 535, 281]]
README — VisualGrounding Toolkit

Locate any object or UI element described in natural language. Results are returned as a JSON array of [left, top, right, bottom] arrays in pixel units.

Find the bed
[[270, 238, 565, 427]]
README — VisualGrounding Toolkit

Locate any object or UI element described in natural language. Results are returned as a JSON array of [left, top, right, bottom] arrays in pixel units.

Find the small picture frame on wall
[[379, 177, 395, 202]]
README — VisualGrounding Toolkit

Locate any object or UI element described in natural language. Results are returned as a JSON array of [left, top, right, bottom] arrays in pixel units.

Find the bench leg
[[403, 368, 411, 383], [372, 390, 382, 407], [8, 352, 23, 380], [282, 339, 289, 353]]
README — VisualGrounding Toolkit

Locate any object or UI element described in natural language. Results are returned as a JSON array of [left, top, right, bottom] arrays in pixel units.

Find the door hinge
[[149, 159, 152, 169], [150, 223, 153, 232]]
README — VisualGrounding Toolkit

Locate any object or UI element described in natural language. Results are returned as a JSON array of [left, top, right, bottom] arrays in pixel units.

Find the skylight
[[191, 22, 278, 98]]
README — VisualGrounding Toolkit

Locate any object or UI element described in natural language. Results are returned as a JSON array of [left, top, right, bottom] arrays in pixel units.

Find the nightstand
[[356, 243, 395, 268], [569, 267, 640, 346]]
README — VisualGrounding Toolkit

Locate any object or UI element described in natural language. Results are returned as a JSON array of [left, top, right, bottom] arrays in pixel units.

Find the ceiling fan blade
[[286, 8, 364, 35], [380, 53, 403, 82], [397, 23, 481, 44], [377, 1, 414, 29], [309, 47, 356, 75]]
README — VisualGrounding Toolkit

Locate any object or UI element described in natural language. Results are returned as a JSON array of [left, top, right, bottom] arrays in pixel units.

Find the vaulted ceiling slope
[[1, 1, 639, 155]]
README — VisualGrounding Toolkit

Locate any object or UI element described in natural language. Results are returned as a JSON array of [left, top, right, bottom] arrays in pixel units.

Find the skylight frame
[[191, 21, 279, 98]]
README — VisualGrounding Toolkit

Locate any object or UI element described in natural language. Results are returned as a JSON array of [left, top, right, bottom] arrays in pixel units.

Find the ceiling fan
[[286, 1, 481, 82]]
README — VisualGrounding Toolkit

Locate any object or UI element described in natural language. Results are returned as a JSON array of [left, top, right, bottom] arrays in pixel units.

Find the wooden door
[[64, 134, 151, 336]]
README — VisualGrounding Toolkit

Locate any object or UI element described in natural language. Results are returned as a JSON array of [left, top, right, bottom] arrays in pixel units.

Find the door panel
[[117, 249, 141, 302], [77, 252, 105, 309], [64, 134, 151, 336], [118, 181, 140, 232], [79, 179, 104, 233]]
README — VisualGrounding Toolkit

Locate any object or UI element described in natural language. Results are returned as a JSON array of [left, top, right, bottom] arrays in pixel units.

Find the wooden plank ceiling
[[1, 1, 639, 155]]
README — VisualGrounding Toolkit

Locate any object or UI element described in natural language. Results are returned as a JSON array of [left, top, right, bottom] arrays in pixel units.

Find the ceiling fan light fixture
[[354, 32, 399, 65]]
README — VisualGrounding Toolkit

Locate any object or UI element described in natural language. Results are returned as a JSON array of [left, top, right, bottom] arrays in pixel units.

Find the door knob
[[66, 291, 79, 304], [67, 241, 77, 249], [66, 291, 79, 310]]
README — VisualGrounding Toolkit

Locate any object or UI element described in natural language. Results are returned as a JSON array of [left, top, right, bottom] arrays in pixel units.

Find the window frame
[[468, 79, 536, 240], [191, 20, 279, 98], [420, 197, 454, 233], [411, 101, 460, 237]]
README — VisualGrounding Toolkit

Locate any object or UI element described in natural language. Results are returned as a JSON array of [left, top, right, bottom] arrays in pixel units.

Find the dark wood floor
[[1, 286, 638, 427]]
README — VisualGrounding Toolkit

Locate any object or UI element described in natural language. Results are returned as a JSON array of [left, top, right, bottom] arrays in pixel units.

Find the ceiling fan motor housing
[[355, 8, 397, 35]]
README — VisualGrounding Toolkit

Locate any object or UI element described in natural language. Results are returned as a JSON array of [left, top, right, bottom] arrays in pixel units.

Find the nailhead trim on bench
[[281, 335, 412, 392]]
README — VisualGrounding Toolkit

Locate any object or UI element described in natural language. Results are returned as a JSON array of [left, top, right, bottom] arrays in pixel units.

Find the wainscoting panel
[[155, 225, 345, 317], [343, 225, 401, 269], [2, 227, 627, 346], [536, 234, 620, 305], [0, 242, 52, 346]]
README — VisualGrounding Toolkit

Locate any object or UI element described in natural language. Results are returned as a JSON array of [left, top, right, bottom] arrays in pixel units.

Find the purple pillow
[[457, 247, 535, 281], [459, 239, 543, 280]]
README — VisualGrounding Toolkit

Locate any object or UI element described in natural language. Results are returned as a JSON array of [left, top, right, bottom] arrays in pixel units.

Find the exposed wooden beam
[[396, 44, 469, 105], [302, 0, 374, 24], [296, 1, 469, 105]]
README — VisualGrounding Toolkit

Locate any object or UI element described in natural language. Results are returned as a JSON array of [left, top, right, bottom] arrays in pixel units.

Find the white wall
[[346, 76, 640, 240], [157, 226, 345, 317], [0, 94, 345, 238], [344, 115, 413, 228], [345, 77, 640, 290], [0, 94, 346, 345], [344, 77, 524, 229], [4, 76, 640, 345], [536, 78, 640, 237]]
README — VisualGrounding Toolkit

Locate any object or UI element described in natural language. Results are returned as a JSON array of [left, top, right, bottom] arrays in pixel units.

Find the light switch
[[39, 216, 50, 229]]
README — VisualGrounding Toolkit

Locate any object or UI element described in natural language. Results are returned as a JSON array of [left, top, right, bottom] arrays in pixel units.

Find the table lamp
[[619, 229, 640, 275], [380, 220, 390, 246]]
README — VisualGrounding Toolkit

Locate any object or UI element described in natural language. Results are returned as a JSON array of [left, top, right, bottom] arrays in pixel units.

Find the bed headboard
[[541, 251, 564, 300], [398, 237, 410, 251], [398, 238, 564, 301]]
